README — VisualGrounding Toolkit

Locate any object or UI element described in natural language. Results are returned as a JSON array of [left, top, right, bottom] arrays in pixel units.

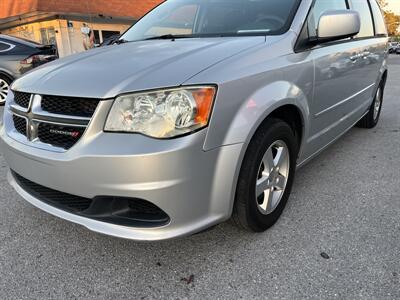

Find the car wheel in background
[[0, 75, 12, 105], [232, 118, 299, 232]]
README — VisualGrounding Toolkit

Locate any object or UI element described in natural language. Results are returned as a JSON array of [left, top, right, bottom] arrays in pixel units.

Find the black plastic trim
[[12, 171, 170, 228]]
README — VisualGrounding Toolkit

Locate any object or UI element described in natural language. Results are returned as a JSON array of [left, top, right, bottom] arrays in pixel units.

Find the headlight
[[104, 86, 216, 138]]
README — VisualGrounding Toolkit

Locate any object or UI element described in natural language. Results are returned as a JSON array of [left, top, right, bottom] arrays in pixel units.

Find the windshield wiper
[[122, 33, 234, 43], [143, 34, 195, 41]]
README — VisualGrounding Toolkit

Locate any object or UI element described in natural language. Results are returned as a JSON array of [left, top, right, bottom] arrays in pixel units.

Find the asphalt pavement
[[0, 56, 399, 299]]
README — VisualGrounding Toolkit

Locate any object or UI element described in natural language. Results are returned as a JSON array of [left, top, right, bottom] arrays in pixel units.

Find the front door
[[306, 0, 364, 153]]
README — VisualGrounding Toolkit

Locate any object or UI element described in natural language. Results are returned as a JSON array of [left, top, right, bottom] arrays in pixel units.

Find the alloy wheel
[[0, 78, 9, 104], [255, 140, 290, 215]]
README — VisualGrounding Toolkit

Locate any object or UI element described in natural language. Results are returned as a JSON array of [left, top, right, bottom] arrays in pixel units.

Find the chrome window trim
[[0, 41, 16, 53]]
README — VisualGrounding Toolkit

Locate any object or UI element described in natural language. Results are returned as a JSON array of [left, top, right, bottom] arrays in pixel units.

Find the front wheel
[[232, 118, 298, 232]]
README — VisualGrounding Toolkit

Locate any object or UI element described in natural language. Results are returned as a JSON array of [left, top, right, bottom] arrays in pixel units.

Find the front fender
[[204, 81, 311, 153]]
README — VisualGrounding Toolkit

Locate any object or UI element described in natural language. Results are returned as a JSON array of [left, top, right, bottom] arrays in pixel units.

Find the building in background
[[0, 0, 162, 57]]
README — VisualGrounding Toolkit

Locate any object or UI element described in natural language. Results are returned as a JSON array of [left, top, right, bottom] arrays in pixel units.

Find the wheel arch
[[210, 81, 311, 156], [0, 70, 14, 83], [267, 104, 305, 150]]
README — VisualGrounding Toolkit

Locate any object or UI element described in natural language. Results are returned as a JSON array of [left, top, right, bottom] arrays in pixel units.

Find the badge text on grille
[[49, 129, 81, 138]]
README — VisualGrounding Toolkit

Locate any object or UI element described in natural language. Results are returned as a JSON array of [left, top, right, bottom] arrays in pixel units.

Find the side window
[[349, 0, 375, 38], [0, 41, 12, 52], [369, 0, 388, 36], [308, 0, 348, 37], [0, 42, 8, 51]]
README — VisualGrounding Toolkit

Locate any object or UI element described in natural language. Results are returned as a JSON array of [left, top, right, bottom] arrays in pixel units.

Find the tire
[[0, 74, 12, 105], [232, 118, 299, 232], [357, 80, 385, 129]]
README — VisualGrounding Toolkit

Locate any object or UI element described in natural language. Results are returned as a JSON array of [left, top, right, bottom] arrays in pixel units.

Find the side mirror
[[316, 10, 360, 44]]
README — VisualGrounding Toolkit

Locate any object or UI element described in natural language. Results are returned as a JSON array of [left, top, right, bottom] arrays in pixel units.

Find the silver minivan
[[0, 0, 388, 241]]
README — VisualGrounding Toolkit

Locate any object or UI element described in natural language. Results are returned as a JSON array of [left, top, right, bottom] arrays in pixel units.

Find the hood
[[12, 37, 265, 98]]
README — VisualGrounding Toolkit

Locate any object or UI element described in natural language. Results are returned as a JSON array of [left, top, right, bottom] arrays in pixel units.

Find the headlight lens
[[104, 86, 216, 138]]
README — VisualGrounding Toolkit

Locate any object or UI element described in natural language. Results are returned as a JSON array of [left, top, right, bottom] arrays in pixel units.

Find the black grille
[[38, 123, 86, 150], [12, 171, 92, 212], [14, 92, 31, 108], [12, 171, 170, 227], [12, 115, 27, 136], [41, 95, 99, 117]]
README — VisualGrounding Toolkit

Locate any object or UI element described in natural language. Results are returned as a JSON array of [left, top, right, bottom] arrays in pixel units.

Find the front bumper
[[0, 123, 244, 241]]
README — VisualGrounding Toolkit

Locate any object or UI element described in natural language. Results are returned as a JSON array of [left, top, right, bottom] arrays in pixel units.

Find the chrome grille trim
[[32, 109, 92, 122], [31, 119, 88, 128], [8, 92, 99, 152], [10, 105, 90, 127], [10, 93, 33, 113], [11, 113, 29, 136]]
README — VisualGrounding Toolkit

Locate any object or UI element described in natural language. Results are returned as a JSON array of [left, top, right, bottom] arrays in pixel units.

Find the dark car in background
[[0, 35, 58, 104], [388, 42, 397, 54], [100, 34, 120, 46]]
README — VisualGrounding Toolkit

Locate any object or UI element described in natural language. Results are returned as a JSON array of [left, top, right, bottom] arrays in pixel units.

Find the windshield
[[121, 0, 300, 42]]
